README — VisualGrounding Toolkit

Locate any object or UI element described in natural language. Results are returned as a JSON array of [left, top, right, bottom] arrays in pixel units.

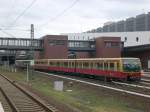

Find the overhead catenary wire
[[37, 0, 80, 29], [5, 0, 16, 22], [0, 0, 37, 38], [6, 0, 37, 29], [0, 28, 30, 38], [0, 29, 16, 38], [1, 0, 79, 37], [1, 28, 30, 32]]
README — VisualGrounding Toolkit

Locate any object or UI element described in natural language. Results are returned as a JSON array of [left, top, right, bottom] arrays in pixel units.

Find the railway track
[[111, 81, 150, 95], [139, 81, 150, 86], [141, 78, 150, 83], [142, 79, 150, 82], [0, 88, 13, 112], [35, 71, 150, 99], [142, 71, 150, 80], [112, 81, 150, 89], [0, 74, 57, 112]]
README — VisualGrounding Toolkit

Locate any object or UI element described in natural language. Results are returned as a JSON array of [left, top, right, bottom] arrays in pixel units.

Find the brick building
[[35, 35, 68, 59], [35, 35, 122, 59], [95, 37, 121, 58]]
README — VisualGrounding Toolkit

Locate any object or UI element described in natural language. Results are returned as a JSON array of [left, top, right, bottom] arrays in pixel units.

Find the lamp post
[[27, 63, 29, 83], [30, 24, 34, 80]]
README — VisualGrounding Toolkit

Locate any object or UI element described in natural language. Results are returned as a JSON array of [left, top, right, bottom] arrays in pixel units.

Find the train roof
[[16, 60, 33, 62], [16, 58, 140, 62], [34, 57, 140, 61]]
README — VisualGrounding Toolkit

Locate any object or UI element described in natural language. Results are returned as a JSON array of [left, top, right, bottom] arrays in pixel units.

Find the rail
[[0, 73, 57, 112], [36, 71, 150, 99]]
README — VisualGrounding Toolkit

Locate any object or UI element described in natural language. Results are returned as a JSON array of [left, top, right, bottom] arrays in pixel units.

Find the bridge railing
[[0, 38, 43, 50]]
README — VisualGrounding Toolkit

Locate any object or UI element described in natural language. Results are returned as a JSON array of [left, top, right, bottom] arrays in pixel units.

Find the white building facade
[[65, 31, 150, 47]]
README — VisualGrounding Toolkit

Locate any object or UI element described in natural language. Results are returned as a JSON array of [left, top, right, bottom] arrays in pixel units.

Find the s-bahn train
[[16, 58, 142, 81]]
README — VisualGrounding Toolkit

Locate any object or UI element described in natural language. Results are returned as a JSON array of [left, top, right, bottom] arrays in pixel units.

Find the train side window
[[60, 62, 63, 67], [83, 62, 89, 69], [61, 62, 64, 67], [41, 61, 43, 64], [72, 62, 74, 68], [90, 63, 93, 69], [69, 62, 71, 68], [109, 63, 114, 70], [43, 61, 46, 65], [45, 61, 47, 65], [78, 62, 81, 68], [51, 62, 54, 66], [117, 62, 120, 70], [78, 62, 82, 68], [53, 62, 55, 66], [114, 62, 120, 71], [96, 62, 103, 69], [64, 62, 68, 68], [80, 62, 82, 68], [71, 62, 73, 68], [57, 62, 60, 66], [77, 62, 81, 68], [76, 62, 78, 68], [59, 62, 61, 66], [93, 62, 96, 69], [104, 63, 108, 70], [68, 62, 71, 68]]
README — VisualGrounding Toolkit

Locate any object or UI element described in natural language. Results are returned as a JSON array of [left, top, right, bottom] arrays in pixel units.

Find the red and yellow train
[[16, 58, 142, 81]]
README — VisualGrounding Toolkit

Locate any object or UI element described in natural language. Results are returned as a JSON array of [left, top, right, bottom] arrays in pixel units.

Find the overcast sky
[[0, 0, 150, 38]]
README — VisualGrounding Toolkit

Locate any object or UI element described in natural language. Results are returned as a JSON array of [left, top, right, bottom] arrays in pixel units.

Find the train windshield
[[122, 58, 141, 72]]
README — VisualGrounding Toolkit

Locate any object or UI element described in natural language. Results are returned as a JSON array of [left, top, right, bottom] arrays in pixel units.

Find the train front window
[[122, 59, 141, 72]]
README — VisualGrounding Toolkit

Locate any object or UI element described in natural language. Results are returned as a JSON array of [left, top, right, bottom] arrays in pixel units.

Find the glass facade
[[68, 41, 94, 48]]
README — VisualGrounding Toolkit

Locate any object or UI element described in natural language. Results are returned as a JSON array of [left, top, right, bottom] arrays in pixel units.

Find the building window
[[111, 42, 120, 47], [49, 40, 65, 46], [105, 42, 112, 47], [105, 42, 120, 48], [124, 37, 127, 42], [136, 37, 139, 42], [83, 36, 85, 40], [57, 40, 65, 45], [49, 40, 55, 46]]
